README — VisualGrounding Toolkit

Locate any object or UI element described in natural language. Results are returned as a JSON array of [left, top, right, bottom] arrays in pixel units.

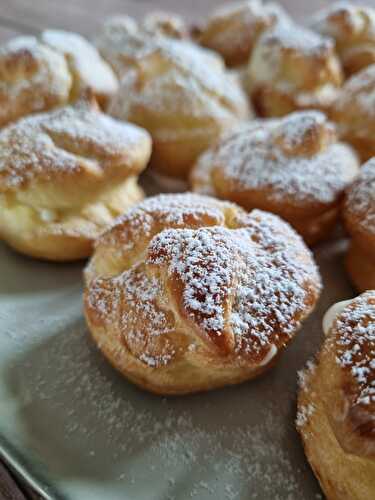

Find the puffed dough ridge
[[84, 193, 321, 395], [0, 31, 118, 127], [247, 22, 343, 117], [191, 110, 359, 245], [297, 292, 375, 500], [310, 1, 375, 77], [0, 97, 152, 261]]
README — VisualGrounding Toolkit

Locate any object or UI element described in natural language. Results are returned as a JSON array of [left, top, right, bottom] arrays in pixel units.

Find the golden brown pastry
[[343, 159, 375, 291], [191, 111, 359, 245], [297, 292, 375, 500], [332, 64, 375, 161], [310, 1, 375, 77], [143, 11, 189, 40], [0, 31, 118, 128], [0, 96, 151, 261], [94, 14, 191, 78], [196, 0, 291, 67], [246, 22, 343, 117], [84, 193, 321, 395], [107, 39, 250, 184]]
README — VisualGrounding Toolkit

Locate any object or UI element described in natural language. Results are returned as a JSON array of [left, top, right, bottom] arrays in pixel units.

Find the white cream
[[259, 344, 278, 366], [38, 208, 57, 222], [322, 299, 354, 336]]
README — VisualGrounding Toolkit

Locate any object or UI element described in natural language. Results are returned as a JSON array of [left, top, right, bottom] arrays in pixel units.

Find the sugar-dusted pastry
[[310, 1, 375, 77], [108, 39, 249, 185], [0, 31, 118, 128], [191, 111, 359, 245], [94, 14, 191, 78], [84, 193, 321, 395], [143, 11, 189, 40], [196, 0, 291, 67], [246, 22, 343, 117], [297, 292, 375, 500], [0, 96, 151, 261], [332, 64, 375, 161], [343, 159, 375, 291]]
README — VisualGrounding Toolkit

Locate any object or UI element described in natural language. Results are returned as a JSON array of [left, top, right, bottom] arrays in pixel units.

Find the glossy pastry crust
[[108, 39, 250, 180], [332, 64, 375, 161], [0, 32, 118, 127], [84, 193, 321, 395], [310, 1, 375, 76], [343, 159, 375, 291], [0, 97, 151, 261], [195, 0, 290, 67], [191, 111, 359, 245], [297, 292, 375, 500], [247, 22, 343, 117]]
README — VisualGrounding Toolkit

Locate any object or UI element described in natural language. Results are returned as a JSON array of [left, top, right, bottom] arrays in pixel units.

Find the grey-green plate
[[0, 235, 353, 500]]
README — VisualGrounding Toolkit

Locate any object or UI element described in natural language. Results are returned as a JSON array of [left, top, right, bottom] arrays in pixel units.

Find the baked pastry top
[[0, 31, 118, 127], [332, 64, 375, 161], [191, 111, 359, 244], [195, 0, 291, 67], [108, 38, 250, 180], [297, 292, 375, 499], [343, 159, 375, 292], [94, 13, 190, 78], [84, 193, 321, 395], [247, 21, 343, 116], [344, 158, 375, 242], [310, 1, 375, 76], [0, 96, 151, 261]]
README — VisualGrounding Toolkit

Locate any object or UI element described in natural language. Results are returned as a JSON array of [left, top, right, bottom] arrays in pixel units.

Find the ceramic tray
[[0, 216, 354, 499]]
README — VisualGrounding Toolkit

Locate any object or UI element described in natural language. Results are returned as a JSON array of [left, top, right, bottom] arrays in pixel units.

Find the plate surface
[[0, 231, 353, 500]]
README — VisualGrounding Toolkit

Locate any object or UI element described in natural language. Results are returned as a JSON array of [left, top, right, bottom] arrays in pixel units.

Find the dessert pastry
[[0, 31, 118, 127], [343, 158, 375, 291], [196, 0, 291, 67], [310, 1, 375, 77], [0, 96, 151, 261], [297, 292, 375, 500], [94, 14, 191, 78], [107, 40, 250, 184], [331, 64, 375, 161], [84, 193, 321, 395], [246, 22, 343, 117], [191, 111, 359, 245]]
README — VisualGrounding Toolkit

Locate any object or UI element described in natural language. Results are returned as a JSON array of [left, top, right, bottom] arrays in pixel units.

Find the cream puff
[[343, 158, 375, 291], [0, 96, 151, 261], [297, 292, 375, 499], [332, 64, 375, 161], [310, 1, 375, 77], [195, 0, 291, 67], [84, 193, 321, 395], [94, 14, 191, 78], [191, 111, 359, 245], [0, 31, 118, 128], [107, 38, 250, 185], [246, 22, 343, 117]]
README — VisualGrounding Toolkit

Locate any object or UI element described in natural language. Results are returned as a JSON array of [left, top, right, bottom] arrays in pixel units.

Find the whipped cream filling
[[322, 299, 354, 336], [259, 344, 278, 366]]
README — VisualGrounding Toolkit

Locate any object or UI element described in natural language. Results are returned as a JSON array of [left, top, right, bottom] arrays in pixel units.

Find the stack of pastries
[[0, 2, 374, 498]]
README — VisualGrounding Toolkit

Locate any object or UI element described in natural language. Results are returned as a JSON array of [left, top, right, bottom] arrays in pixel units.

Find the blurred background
[[1, 0, 373, 44]]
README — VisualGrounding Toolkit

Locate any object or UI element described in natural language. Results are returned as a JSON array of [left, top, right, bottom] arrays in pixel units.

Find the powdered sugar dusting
[[333, 292, 375, 407], [108, 37, 248, 131], [336, 64, 375, 117], [145, 208, 320, 360], [345, 158, 375, 234], [193, 111, 358, 207], [260, 22, 332, 54], [0, 101, 149, 191]]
